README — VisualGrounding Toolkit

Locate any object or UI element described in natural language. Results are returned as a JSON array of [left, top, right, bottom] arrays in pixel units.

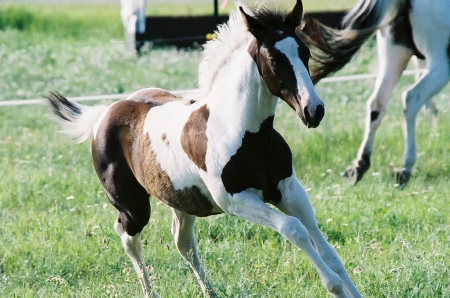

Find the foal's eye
[[269, 59, 277, 69]]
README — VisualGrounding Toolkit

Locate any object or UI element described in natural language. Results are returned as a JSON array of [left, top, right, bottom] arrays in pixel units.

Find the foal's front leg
[[275, 176, 361, 298], [221, 184, 355, 297], [171, 209, 219, 298]]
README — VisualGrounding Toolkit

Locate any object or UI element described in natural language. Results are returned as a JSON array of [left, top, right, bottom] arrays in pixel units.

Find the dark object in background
[[136, 11, 346, 49]]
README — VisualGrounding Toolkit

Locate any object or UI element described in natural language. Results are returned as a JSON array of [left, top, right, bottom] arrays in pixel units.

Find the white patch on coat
[[142, 101, 222, 213]]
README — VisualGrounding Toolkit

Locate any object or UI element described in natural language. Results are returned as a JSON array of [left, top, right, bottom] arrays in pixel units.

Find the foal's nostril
[[303, 106, 311, 124], [316, 104, 325, 123]]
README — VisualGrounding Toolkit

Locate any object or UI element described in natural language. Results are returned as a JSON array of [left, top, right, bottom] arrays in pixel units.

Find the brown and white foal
[[47, 1, 361, 297]]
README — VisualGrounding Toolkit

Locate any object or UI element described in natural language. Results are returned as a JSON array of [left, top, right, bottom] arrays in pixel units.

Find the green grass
[[1, 3, 450, 298], [0, 4, 124, 42], [0, 0, 354, 42]]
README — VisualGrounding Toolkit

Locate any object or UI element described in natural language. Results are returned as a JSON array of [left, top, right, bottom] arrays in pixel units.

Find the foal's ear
[[284, 0, 304, 29], [240, 6, 269, 41]]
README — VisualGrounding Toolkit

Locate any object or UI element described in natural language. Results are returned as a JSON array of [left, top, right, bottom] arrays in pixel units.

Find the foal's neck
[[206, 41, 278, 134]]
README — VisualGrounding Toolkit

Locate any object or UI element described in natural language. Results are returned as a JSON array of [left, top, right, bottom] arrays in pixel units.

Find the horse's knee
[[279, 217, 310, 244], [402, 90, 422, 119], [174, 232, 196, 261], [367, 94, 388, 121]]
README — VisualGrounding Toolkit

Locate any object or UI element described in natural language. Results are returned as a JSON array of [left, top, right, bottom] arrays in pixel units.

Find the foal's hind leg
[[94, 154, 157, 297], [344, 30, 412, 185], [275, 176, 361, 298], [114, 217, 158, 298], [106, 187, 158, 298], [171, 209, 218, 297]]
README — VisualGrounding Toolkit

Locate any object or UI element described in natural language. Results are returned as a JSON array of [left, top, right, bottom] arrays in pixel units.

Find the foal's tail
[[46, 91, 108, 143], [298, 0, 408, 84]]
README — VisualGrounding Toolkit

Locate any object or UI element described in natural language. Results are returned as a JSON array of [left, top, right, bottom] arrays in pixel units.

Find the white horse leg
[[398, 61, 449, 185], [120, 0, 147, 52], [171, 209, 219, 298], [136, 0, 147, 34], [412, 57, 438, 123], [344, 29, 412, 184], [134, 0, 147, 52], [222, 186, 354, 298], [114, 219, 159, 298], [275, 175, 361, 298]]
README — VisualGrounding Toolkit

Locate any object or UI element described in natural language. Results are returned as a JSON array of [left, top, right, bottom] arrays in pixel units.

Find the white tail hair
[[46, 91, 108, 143]]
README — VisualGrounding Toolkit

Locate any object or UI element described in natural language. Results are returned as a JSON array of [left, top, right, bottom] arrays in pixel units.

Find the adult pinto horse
[[300, 0, 450, 186], [47, 1, 361, 297]]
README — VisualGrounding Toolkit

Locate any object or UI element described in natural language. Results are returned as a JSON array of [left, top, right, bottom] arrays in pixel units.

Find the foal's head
[[241, 0, 324, 128]]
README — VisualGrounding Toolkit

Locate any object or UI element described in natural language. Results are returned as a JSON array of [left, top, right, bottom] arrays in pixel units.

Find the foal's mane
[[190, 3, 290, 100]]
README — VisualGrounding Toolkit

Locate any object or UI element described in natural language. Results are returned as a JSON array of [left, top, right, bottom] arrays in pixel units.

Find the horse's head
[[240, 0, 324, 128]]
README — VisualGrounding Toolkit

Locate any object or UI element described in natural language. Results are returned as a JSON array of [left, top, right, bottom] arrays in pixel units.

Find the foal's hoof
[[395, 169, 411, 188], [343, 165, 365, 185]]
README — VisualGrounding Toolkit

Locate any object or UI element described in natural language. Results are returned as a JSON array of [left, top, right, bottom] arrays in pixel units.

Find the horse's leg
[[398, 60, 449, 185], [219, 185, 353, 297], [114, 217, 158, 298], [120, 0, 146, 52], [412, 57, 439, 124], [136, 0, 147, 34], [344, 29, 412, 185], [93, 149, 156, 297], [119, 0, 136, 51], [171, 209, 218, 298], [275, 175, 361, 298], [134, 0, 147, 52], [107, 188, 157, 297]]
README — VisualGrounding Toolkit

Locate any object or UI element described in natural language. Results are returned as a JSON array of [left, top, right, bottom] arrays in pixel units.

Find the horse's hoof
[[395, 169, 411, 187], [343, 165, 364, 185]]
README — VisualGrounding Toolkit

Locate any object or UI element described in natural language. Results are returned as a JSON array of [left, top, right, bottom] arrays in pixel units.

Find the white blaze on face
[[274, 37, 322, 110]]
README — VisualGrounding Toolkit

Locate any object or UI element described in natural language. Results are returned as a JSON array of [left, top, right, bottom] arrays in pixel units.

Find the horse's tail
[[46, 91, 108, 143], [299, 0, 408, 84]]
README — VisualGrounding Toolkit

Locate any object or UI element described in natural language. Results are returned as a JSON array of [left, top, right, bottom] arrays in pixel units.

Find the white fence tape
[[0, 69, 425, 107]]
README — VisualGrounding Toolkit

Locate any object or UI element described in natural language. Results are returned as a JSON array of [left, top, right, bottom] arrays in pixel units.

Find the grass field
[[1, 2, 450, 298], [1, 0, 355, 16]]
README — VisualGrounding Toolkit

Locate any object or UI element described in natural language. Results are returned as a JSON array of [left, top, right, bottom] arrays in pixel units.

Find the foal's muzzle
[[302, 103, 325, 128], [280, 90, 325, 128]]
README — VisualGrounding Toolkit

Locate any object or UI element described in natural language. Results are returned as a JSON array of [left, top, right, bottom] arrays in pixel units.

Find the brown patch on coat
[[92, 99, 216, 224], [138, 140, 215, 217], [181, 104, 210, 172], [91, 100, 153, 236]]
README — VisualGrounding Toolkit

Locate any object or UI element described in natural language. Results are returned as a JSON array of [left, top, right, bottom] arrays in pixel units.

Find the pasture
[[1, 2, 449, 297]]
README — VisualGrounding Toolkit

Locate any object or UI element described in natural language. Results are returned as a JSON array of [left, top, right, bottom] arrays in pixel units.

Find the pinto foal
[[47, 1, 361, 297]]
